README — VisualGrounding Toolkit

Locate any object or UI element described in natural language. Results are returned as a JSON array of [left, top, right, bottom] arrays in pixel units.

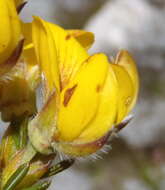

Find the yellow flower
[[28, 17, 139, 157], [0, 0, 21, 65]]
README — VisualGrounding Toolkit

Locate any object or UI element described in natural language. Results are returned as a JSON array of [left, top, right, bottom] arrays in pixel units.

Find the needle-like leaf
[[43, 159, 74, 178], [3, 163, 30, 190]]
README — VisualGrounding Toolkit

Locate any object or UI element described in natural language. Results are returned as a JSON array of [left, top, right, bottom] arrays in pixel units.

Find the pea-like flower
[[0, 0, 21, 65], [28, 17, 139, 157]]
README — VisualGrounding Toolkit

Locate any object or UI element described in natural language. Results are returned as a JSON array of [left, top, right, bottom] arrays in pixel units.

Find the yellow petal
[[57, 53, 109, 142], [22, 22, 32, 46], [67, 30, 94, 50], [76, 65, 118, 143], [32, 17, 60, 98], [0, 0, 21, 64], [0, 0, 10, 56], [115, 50, 139, 111], [47, 23, 89, 89], [111, 64, 134, 123], [22, 22, 39, 90], [23, 47, 40, 90]]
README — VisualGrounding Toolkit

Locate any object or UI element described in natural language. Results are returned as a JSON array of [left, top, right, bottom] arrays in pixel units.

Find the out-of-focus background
[[18, 0, 165, 189]]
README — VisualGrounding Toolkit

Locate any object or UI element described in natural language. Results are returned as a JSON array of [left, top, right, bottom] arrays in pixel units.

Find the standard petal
[[32, 18, 89, 97], [32, 17, 60, 98], [56, 53, 109, 142], [47, 21, 89, 90], [67, 30, 94, 50]]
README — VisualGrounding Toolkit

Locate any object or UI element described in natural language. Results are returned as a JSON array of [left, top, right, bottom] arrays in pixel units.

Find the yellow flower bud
[[0, 21, 40, 121], [28, 17, 139, 157], [0, 0, 21, 65], [0, 62, 37, 121]]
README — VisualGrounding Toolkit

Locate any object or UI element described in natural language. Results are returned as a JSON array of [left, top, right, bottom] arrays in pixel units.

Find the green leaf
[[43, 159, 74, 178], [21, 181, 51, 190], [3, 163, 30, 190]]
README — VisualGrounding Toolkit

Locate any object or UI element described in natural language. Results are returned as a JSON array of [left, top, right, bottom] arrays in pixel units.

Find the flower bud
[[28, 17, 139, 157], [0, 21, 39, 121], [0, 64, 37, 121]]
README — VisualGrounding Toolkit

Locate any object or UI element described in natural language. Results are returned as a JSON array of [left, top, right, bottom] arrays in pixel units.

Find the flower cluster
[[0, 0, 139, 189]]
